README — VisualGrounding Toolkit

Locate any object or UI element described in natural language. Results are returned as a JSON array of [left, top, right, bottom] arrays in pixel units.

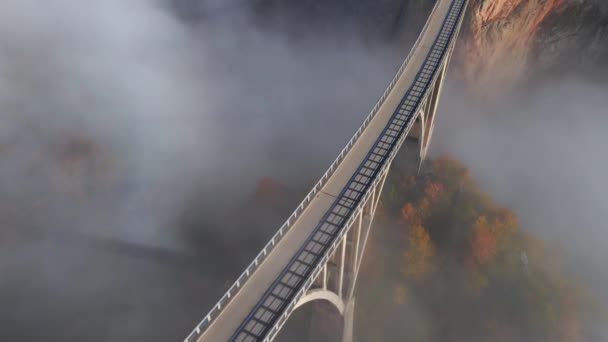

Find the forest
[[354, 156, 599, 342]]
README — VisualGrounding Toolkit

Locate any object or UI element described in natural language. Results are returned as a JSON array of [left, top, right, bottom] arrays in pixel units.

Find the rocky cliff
[[458, 0, 608, 93]]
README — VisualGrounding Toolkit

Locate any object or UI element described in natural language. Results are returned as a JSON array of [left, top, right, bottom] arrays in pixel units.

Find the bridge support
[[298, 167, 390, 342], [342, 298, 355, 342], [300, 45, 456, 334], [407, 40, 457, 168]]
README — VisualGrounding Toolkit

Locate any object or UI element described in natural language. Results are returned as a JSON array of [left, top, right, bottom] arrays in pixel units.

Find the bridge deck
[[192, 0, 462, 340]]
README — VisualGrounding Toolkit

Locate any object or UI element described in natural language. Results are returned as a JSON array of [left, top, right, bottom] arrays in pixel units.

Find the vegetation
[[356, 156, 589, 342]]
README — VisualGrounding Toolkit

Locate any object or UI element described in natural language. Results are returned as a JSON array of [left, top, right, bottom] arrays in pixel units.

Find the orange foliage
[[417, 198, 431, 222], [381, 155, 583, 341], [424, 182, 444, 201], [400, 202, 417, 225], [470, 216, 497, 265]]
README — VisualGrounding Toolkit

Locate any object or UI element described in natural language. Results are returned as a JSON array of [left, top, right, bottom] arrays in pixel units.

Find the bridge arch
[[294, 289, 345, 315]]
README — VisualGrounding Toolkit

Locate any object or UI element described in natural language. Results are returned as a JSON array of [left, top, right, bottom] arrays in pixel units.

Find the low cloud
[[0, 0, 406, 340], [433, 72, 608, 338]]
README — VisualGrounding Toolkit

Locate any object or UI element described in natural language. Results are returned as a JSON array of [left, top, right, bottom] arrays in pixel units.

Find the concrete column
[[347, 169, 389, 299], [353, 211, 362, 275], [419, 62, 447, 162], [323, 264, 327, 290], [342, 297, 356, 342], [338, 235, 346, 298]]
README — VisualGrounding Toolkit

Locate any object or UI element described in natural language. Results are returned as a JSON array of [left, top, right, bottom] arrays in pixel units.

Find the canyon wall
[[457, 0, 608, 93]]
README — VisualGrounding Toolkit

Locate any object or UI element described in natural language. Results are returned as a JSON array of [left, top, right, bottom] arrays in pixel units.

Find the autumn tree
[[400, 202, 417, 225], [402, 224, 435, 282], [358, 155, 589, 342], [491, 208, 518, 253], [469, 216, 497, 265], [432, 155, 473, 193]]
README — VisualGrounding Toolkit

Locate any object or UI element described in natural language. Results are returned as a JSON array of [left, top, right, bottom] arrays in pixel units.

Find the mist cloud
[[0, 0, 404, 340], [433, 73, 608, 339], [6, 0, 602, 341]]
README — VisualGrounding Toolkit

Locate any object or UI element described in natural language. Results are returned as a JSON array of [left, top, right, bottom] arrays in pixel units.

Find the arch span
[[294, 289, 345, 315]]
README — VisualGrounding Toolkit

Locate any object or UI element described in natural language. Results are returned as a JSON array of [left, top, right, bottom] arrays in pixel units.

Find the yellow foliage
[[375, 155, 586, 341], [493, 208, 518, 236], [402, 225, 435, 282], [432, 155, 473, 190], [417, 198, 431, 222], [476, 190, 496, 211], [468, 268, 489, 294]]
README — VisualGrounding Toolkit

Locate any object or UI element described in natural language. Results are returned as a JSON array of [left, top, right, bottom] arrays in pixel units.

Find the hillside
[[355, 156, 600, 341]]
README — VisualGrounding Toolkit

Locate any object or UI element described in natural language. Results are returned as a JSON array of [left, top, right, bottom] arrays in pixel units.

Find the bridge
[[185, 0, 469, 341]]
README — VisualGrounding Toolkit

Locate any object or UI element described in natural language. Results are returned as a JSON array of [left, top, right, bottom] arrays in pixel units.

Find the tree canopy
[[356, 156, 592, 342]]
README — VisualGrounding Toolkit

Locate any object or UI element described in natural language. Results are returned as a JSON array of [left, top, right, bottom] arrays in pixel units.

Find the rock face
[[457, 0, 608, 92], [533, 1, 608, 74], [459, 0, 565, 91]]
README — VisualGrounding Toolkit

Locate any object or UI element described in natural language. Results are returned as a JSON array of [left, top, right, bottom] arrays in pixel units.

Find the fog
[[433, 74, 608, 338], [0, 0, 409, 341], [2, 0, 607, 341]]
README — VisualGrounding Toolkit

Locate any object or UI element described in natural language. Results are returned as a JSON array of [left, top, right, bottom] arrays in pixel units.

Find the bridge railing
[[184, 1, 445, 341], [265, 0, 470, 336], [265, 112, 420, 341]]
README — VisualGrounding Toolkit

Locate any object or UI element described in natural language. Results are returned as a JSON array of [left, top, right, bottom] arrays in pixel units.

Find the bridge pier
[[303, 169, 388, 342], [407, 60, 448, 167], [342, 298, 355, 342]]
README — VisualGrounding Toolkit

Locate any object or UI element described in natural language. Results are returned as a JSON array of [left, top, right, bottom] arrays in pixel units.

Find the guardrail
[[264, 1, 469, 339], [265, 105, 421, 341], [184, 1, 446, 341]]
